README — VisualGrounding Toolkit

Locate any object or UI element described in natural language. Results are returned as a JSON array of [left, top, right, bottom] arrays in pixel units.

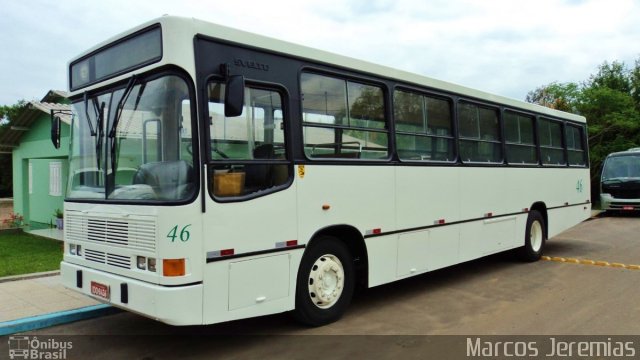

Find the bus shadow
[[89, 251, 524, 337]]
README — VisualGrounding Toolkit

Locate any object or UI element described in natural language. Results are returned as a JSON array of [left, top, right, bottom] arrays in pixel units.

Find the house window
[[49, 162, 62, 196]]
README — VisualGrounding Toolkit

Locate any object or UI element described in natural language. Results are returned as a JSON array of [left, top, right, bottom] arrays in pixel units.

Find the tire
[[293, 236, 355, 326], [518, 210, 546, 262]]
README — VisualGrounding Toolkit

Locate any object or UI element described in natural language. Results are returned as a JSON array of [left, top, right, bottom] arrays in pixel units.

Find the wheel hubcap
[[308, 254, 344, 309], [530, 220, 543, 252]]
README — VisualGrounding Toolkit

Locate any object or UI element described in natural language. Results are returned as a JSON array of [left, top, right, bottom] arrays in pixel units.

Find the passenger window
[[207, 83, 290, 198], [538, 118, 566, 166], [301, 72, 388, 159], [566, 124, 586, 166], [394, 90, 455, 161], [504, 111, 538, 165], [458, 102, 502, 163]]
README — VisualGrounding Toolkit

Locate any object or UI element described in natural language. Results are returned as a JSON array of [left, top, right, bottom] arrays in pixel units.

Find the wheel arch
[[530, 202, 548, 238], [305, 224, 369, 289]]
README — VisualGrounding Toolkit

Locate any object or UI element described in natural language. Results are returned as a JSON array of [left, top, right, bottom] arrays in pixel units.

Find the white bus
[[54, 16, 591, 326], [600, 148, 640, 212]]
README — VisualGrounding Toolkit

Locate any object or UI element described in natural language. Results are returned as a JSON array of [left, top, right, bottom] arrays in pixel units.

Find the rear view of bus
[[600, 148, 640, 212]]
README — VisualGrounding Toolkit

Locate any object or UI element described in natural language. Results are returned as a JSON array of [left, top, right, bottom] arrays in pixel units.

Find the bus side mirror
[[224, 75, 245, 117], [51, 115, 61, 149]]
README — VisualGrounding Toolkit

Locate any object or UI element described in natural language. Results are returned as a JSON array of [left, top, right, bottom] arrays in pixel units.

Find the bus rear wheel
[[518, 210, 546, 262], [294, 236, 355, 326]]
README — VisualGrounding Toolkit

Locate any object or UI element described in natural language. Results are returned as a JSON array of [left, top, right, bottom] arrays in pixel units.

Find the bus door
[[202, 77, 298, 321]]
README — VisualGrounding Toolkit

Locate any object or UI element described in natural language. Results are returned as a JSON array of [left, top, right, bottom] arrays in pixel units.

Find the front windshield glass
[[602, 154, 640, 181], [68, 74, 196, 201]]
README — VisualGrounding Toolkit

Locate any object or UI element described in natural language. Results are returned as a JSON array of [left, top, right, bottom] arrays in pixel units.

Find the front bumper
[[61, 261, 203, 325], [600, 194, 640, 211]]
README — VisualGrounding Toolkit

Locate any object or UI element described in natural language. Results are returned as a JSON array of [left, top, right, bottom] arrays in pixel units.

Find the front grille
[[610, 190, 640, 199], [66, 212, 156, 252], [83, 249, 131, 269]]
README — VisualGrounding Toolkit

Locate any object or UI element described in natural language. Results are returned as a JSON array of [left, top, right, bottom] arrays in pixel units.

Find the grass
[[0, 230, 63, 277]]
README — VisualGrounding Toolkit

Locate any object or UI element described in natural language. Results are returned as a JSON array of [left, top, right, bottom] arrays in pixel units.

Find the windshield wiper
[[94, 100, 105, 172], [107, 75, 140, 196], [109, 74, 138, 139]]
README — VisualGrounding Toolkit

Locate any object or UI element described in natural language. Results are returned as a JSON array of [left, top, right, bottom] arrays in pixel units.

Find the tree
[[525, 82, 580, 113], [630, 59, 640, 110], [0, 100, 28, 198], [586, 61, 631, 94], [0, 100, 27, 126]]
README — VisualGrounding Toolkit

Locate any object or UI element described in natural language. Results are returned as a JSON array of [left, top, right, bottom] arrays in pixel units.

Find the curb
[[0, 270, 60, 284], [0, 304, 121, 336]]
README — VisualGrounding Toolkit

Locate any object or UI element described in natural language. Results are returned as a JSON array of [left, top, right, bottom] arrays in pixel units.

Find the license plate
[[623, 206, 634, 211], [90, 281, 110, 301]]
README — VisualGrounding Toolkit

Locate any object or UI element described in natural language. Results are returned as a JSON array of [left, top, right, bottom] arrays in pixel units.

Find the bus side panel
[[296, 165, 396, 248], [395, 166, 461, 229], [366, 234, 398, 287], [201, 250, 304, 324], [393, 166, 460, 282], [458, 167, 508, 219]]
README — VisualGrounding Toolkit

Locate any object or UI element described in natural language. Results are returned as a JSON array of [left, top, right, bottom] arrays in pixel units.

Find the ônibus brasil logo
[[7, 336, 72, 359]]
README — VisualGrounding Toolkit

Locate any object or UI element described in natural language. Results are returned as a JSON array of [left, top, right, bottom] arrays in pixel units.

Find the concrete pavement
[[0, 272, 118, 335]]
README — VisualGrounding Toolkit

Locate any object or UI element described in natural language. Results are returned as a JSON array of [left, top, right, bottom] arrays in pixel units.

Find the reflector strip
[[365, 228, 382, 235], [207, 249, 235, 258], [286, 240, 298, 247], [220, 249, 235, 256], [276, 240, 299, 248]]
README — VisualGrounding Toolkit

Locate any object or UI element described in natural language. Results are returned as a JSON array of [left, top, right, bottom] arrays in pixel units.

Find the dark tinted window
[[458, 102, 502, 163], [394, 90, 454, 161], [301, 73, 388, 160], [504, 111, 537, 164], [538, 118, 565, 165]]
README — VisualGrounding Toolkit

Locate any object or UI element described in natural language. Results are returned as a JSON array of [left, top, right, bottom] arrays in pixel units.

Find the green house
[[0, 90, 71, 229]]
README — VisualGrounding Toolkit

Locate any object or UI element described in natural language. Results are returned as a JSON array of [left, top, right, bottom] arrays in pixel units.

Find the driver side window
[[207, 82, 290, 199]]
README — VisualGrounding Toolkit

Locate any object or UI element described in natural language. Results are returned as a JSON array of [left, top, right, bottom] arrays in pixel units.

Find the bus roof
[[70, 15, 585, 123]]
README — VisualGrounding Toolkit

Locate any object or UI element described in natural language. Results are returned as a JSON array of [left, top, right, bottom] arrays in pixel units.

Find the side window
[[538, 118, 566, 166], [504, 111, 538, 165], [301, 72, 388, 159], [207, 82, 290, 198], [394, 90, 454, 161], [566, 124, 587, 166], [457, 102, 502, 163]]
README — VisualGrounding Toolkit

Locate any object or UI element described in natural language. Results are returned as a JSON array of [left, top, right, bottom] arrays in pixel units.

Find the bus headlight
[[69, 244, 78, 256], [148, 258, 156, 272], [137, 256, 147, 270]]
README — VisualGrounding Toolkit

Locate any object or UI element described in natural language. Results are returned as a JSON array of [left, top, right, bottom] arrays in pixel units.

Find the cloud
[[1, 0, 639, 105]]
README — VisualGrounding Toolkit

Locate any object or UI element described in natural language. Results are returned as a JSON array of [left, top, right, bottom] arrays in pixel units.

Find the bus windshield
[[67, 74, 196, 202], [602, 154, 640, 181]]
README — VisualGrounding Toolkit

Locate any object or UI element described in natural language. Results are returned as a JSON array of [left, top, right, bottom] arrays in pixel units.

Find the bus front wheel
[[293, 236, 355, 326], [519, 210, 546, 262]]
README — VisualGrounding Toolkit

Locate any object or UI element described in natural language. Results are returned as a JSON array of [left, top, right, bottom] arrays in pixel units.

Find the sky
[[1, 0, 639, 106]]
